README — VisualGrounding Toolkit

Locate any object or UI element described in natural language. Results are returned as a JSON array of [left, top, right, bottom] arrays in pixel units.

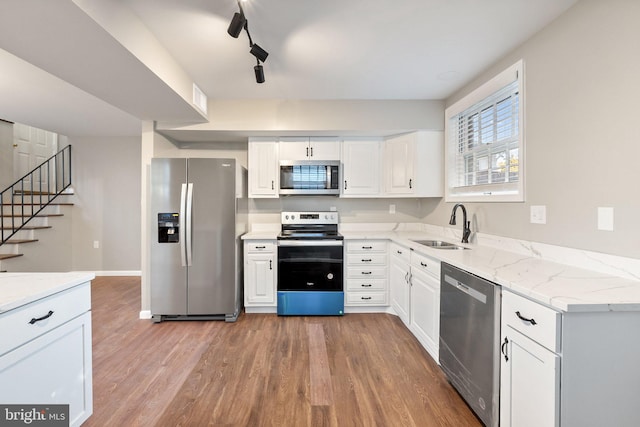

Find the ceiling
[[0, 0, 578, 138]]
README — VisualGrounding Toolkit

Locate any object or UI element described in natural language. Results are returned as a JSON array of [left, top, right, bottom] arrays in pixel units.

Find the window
[[445, 60, 524, 202]]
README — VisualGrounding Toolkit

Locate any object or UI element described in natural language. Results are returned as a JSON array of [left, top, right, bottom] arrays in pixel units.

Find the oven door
[[277, 240, 343, 291]]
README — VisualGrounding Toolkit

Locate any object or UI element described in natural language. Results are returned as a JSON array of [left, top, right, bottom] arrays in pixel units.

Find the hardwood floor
[[86, 276, 482, 427]]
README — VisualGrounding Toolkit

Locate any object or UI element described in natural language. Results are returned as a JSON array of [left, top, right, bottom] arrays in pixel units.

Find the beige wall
[[71, 135, 141, 272], [0, 120, 13, 191], [423, 0, 640, 258]]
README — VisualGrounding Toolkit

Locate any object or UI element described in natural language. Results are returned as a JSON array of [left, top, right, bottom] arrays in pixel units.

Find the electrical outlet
[[597, 207, 614, 231], [389, 204, 396, 214], [530, 205, 546, 224], [93, 240, 100, 249]]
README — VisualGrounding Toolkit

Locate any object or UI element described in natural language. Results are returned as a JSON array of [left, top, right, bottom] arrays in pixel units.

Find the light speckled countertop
[[242, 227, 640, 313], [0, 272, 96, 313]]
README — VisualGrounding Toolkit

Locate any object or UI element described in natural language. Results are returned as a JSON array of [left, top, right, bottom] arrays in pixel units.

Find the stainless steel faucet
[[449, 204, 471, 244]]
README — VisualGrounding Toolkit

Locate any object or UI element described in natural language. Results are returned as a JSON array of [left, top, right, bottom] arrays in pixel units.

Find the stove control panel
[[281, 211, 339, 225]]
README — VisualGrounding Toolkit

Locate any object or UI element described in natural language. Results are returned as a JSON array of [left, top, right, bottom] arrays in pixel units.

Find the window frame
[[445, 60, 525, 203]]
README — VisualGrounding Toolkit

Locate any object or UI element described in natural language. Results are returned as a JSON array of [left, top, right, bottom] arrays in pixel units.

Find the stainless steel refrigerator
[[150, 158, 247, 322]]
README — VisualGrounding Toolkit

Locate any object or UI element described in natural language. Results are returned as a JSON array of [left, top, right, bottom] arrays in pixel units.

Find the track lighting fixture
[[250, 43, 268, 62], [227, 0, 269, 83], [254, 63, 265, 84], [227, 12, 246, 38]]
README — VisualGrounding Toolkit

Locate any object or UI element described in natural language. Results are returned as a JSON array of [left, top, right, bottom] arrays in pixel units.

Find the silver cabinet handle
[[179, 183, 187, 267]]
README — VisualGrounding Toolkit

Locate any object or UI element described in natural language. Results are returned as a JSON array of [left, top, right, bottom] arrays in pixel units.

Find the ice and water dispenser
[[157, 213, 179, 243]]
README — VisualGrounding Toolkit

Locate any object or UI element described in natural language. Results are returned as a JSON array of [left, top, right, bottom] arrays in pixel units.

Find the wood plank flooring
[[86, 277, 481, 427]]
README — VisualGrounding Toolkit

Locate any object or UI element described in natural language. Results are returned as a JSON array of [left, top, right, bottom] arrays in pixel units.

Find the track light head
[[250, 43, 269, 62], [227, 12, 246, 38], [254, 64, 265, 84]]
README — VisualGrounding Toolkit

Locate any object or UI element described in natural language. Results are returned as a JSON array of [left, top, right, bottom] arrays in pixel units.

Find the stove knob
[[285, 215, 289, 220], [325, 214, 329, 220], [292, 215, 296, 220]]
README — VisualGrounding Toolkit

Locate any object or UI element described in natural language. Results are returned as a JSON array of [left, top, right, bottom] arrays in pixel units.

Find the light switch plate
[[597, 207, 614, 231], [530, 205, 546, 224]]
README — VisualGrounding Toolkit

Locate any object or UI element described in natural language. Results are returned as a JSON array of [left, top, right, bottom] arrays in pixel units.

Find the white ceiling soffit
[[0, 49, 141, 137], [0, 0, 206, 127]]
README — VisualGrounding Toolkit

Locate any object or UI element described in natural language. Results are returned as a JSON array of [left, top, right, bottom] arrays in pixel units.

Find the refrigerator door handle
[[179, 183, 187, 267], [186, 183, 194, 266]]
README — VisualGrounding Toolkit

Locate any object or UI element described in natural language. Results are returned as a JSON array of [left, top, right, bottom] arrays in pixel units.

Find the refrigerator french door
[[150, 158, 241, 322]]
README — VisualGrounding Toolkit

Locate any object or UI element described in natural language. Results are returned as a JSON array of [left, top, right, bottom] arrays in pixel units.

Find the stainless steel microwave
[[279, 160, 340, 195]]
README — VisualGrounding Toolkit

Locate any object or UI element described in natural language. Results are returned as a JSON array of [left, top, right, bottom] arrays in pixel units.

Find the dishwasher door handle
[[443, 274, 488, 304]]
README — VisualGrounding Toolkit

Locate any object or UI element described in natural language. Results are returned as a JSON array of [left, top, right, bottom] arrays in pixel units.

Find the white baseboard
[[93, 270, 142, 277], [139, 310, 152, 319]]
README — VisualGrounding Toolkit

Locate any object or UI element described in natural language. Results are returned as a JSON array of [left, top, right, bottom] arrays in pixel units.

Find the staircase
[[0, 146, 73, 272]]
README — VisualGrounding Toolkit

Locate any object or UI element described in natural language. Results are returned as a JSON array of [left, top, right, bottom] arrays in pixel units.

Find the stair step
[[0, 226, 52, 231], [0, 254, 23, 261], [2, 239, 38, 245], [0, 213, 63, 217], [13, 190, 74, 195]]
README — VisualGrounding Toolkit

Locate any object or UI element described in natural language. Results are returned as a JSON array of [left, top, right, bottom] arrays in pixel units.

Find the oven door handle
[[277, 240, 344, 247]]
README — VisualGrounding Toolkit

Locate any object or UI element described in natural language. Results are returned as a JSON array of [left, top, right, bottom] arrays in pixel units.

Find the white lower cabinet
[[500, 289, 640, 427], [345, 240, 388, 308], [408, 251, 440, 362], [0, 282, 93, 427], [389, 243, 411, 326], [244, 241, 277, 308], [500, 327, 559, 427]]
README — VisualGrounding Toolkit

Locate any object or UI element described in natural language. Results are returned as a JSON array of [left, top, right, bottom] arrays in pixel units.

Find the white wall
[[70, 135, 141, 272], [423, 0, 640, 258]]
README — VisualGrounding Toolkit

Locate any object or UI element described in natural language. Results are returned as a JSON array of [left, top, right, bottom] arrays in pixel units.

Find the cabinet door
[[0, 312, 93, 427], [248, 140, 278, 197], [409, 268, 439, 360], [500, 327, 560, 427], [309, 137, 341, 160], [278, 138, 310, 160], [385, 133, 415, 194], [245, 253, 276, 305], [342, 139, 381, 196], [390, 255, 410, 326]]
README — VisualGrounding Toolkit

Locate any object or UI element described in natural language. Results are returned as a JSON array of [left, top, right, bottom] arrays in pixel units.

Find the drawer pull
[[361, 284, 372, 287], [420, 262, 428, 268], [361, 271, 372, 275], [256, 245, 266, 249], [361, 259, 372, 262], [362, 246, 373, 249], [361, 296, 372, 300], [501, 337, 509, 362], [396, 250, 403, 254], [29, 310, 54, 325], [515, 311, 537, 325]]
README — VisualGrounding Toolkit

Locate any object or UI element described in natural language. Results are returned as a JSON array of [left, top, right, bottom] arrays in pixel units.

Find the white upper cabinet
[[279, 137, 340, 161], [341, 138, 382, 197], [383, 131, 443, 197], [248, 138, 279, 198]]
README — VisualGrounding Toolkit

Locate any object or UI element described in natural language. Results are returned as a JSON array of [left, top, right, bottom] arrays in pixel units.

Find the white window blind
[[445, 60, 524, 202]]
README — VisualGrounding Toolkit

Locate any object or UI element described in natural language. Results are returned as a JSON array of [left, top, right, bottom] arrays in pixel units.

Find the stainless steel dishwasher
[[439, 262, 501, 427]]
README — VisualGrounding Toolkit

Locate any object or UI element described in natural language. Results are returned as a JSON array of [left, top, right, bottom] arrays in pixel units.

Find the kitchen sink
[[411, 240, 469, 250]]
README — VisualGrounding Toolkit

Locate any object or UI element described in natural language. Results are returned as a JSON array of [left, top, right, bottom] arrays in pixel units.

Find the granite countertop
[[242, 227, 640, 313], [0, 272, 96, 313]]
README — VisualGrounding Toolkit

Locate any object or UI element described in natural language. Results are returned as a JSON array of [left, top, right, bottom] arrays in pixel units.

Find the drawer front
[[246, 241, 276, 253], [390, 243, 410, 263], [502, 290, 561, 352], [347, 266, 387, 279], [347, 253, 387, 266], [346, 241, 387, 253], [346, 292, 388, 305], [410, 252, 440, 278], [346, 279, 387, 291], [0, 283, 91, 356]]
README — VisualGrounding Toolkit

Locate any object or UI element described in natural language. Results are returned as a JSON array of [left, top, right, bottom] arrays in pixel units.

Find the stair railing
[[0, 145, 72, 245]]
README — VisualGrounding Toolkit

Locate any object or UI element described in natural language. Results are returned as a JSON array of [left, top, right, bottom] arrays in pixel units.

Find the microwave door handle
[[327, 166, 331, 189], [179, 183, 187, 267]]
